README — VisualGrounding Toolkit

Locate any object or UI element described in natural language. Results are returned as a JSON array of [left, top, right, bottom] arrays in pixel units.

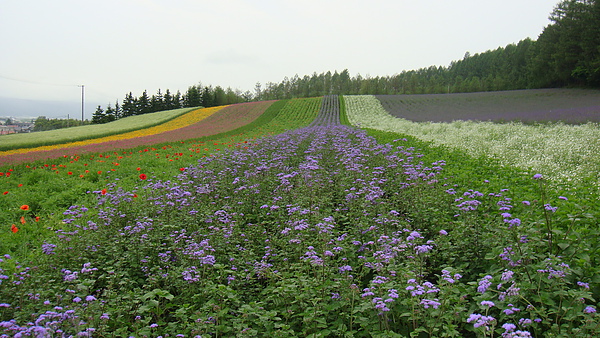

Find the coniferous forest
[[91, 0, 600, 123]]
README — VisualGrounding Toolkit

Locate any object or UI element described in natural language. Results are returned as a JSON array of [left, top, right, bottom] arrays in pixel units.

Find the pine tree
[[121, 92, 137, 117], [91, 105, 106, 124]]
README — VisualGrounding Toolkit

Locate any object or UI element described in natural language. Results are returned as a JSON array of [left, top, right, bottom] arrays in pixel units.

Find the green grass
[[0, 107, 198, 152]]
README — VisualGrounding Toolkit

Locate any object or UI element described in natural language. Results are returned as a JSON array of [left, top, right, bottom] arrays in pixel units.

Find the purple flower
[[338, 265, 352, 273], [420, 298, 441, 309], [558, 196, 568, 200], [73, 297, 82, 303], [439, 229, 448, 235], [85, 295, 97, 302], [415, 244, 433, 254], [577, 281, 590, 289], [331, 293, 341, 299], [522, 200, 530, 206], [519, 318, 532, 327], [584, 306, 596, 314], [533, 174, 543, 179], [41, 242, 57, 255], [501, 270, 514, 281], [503, 305, 521, 315], [467, 313, 496, 329], [481, 300, 495, 308], [502, 323, 516, 332], [478, 275, 493, 293]]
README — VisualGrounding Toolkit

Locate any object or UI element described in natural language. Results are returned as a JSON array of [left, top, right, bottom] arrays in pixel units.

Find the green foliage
[[33, 116, 90, 131]]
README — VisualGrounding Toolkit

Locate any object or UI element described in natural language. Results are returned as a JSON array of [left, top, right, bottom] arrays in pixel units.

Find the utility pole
[[78, 85, 85, 122]]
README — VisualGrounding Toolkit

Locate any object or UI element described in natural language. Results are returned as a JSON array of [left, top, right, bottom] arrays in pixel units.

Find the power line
[[0, 74, 78, 87]]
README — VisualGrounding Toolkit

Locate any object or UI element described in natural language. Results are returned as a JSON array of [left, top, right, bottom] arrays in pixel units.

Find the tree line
[[91, 0, 598, 124], [33, 116, 90, 131], [257, 0, 600, 99], [91, 85, 251, 124]]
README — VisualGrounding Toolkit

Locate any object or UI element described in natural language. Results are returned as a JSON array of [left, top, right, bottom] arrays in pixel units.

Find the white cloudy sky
[[1, 0, 557, 116]]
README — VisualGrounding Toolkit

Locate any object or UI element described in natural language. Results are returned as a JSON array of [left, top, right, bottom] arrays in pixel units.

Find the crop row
[[0, 102, 279, 166], [0, 107, 196, 152], [309, 95, 341, 127], [2, 124, 597, 336], [344, 95, 600, 190], [0, 98, 317, 232], [0, 106, 222, 164], [375, 89, 600, 124]]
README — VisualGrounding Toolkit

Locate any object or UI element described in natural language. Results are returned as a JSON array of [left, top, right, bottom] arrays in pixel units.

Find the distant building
[[0, 123, 34, 135]]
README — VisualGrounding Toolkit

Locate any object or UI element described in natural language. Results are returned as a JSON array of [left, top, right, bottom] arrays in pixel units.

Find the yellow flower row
[[0, 106, 226, 157]]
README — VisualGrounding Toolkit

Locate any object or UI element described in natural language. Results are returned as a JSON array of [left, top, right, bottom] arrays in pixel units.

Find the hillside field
[[376, 88, 600, 123], [1, 93, 599, 337]]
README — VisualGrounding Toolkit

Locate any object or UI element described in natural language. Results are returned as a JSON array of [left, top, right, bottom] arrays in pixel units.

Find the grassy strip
[[339, 95, 349, 125], [0, 107, 198, 152]]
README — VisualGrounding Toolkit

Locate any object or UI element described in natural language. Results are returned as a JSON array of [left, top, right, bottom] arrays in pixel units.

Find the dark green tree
[[121, 92, 137, 117]]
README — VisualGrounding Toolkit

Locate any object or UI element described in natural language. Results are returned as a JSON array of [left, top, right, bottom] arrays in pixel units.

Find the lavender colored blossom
[[41, 242, 57, 255], [481, 300, 495, 308], [415, 244, 433, 254], [577, 281, 590, 289], [519, 318, 532, 327], [478, 275, 493, 293], [467, 313, 496, 330], [338, 265, 352, 273], [420, 298, 441, 309], [502, 323, 517, 332], [584, 306, 596, 313], [533, 174, 543, 179], [501, 270, 514, 281], [503, 305, 521, 315]]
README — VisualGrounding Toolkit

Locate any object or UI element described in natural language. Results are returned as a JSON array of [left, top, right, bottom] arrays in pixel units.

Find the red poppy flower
[[35, 216, 40, 222], [11, 224, 18, 233], [139, 174, 147, 180], [20, 205, 30, 211], [101, 189, 107, 195], [67, 172, 73, 175], [3, 191, 8, 195], [20, 216, 26, 225]]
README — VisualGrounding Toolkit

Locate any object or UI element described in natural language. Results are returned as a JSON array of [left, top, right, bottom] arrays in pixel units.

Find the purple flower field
[[376, 88, 600, 123], [1, 96, 598, 336]]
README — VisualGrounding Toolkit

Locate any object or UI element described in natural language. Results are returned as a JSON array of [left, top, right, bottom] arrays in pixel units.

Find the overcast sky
[[1, 0, 557, 117]]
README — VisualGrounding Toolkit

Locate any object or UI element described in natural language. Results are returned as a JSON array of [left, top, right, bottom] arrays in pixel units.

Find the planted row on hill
[[0, 107, 197, 152]]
